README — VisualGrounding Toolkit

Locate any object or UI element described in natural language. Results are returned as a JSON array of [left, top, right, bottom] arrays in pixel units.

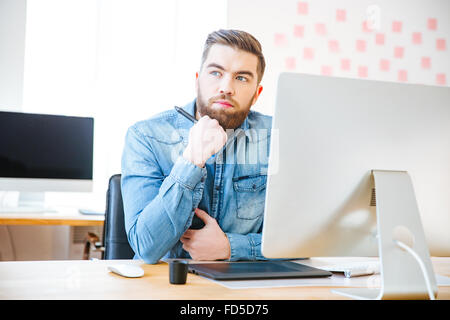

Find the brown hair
[[200, 29, 266, 84]]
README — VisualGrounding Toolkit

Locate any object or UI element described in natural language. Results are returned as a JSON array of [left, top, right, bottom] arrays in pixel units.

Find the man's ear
[[251, 85, 263, 106], [195, 72, 199, 92]]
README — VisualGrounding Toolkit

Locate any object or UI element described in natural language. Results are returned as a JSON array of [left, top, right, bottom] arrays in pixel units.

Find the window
[[23, 0, 227, 208]]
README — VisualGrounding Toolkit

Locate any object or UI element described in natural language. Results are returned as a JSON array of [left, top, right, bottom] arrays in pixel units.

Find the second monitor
[[0, 111, 94, 212]]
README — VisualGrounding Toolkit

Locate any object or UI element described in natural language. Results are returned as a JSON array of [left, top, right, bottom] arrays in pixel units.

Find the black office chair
[[83, 174, 135, 260]]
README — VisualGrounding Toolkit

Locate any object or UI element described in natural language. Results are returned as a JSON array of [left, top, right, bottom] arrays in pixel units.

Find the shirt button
[[215, 185, 220, 191]]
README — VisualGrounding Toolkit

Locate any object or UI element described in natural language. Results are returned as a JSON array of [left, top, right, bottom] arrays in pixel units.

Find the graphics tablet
[[188, 260, 331, 280]]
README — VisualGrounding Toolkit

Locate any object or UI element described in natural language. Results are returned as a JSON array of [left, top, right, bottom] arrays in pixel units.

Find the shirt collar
[[238, 114, 250, 131], [183, 98, 197, 119]]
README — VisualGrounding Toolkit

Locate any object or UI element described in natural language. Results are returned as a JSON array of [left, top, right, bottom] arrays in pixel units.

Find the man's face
[[196, 44, 263, 130]]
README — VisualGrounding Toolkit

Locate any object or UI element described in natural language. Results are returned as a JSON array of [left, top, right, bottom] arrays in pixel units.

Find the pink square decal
[[315, 23, 327, 36], [436, 38, 446, 51], [321, 65, 333, 76], [412, 32, 422, 44], [274, 33, 287, 47], [428, 18, 437, 30], [297, 2, 308, 15], [336, 9, 346, 22], [285, 57, 296, 70], [328, 40, 339, 53], [398, 70, 408, 82], [294, 25, 305, 38], [436, 73, 446, 85], [380, 59, 390, 71], [421, 57, 431, 69], [375, 33, 385, 45], [358, 66, 368, 78], [362, 20, 372, 33], [303, 47, 314, 60], [356, 40, 366, 52], [392, 21, 402, 33], [394, 46, 404, 58], [341, 59, 351, 71]]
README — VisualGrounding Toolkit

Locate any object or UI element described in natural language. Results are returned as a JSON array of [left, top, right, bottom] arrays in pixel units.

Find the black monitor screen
[[0, 111, 94, 180]]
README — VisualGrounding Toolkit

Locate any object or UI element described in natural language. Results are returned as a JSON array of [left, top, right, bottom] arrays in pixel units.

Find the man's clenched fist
[[182, 115, 227, 168]]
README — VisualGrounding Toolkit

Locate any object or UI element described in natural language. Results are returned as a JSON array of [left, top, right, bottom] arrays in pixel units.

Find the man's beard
[[196, 89, 256, 130]]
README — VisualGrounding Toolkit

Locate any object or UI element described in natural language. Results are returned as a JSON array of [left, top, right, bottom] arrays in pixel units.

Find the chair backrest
[[103, 174, 135, 259]]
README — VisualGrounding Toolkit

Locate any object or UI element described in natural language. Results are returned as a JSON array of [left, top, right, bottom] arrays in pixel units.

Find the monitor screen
[[0, 111, 94, 180], [262, 72, 450, 258]]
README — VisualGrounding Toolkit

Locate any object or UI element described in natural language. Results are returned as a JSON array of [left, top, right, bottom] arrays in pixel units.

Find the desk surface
[[0, 257, 449, 300], [0, 207, 104, 226]]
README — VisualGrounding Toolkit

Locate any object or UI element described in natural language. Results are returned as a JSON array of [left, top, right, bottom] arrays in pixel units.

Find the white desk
[[0, 257, 449, 300], [0, 207, 104, 226]]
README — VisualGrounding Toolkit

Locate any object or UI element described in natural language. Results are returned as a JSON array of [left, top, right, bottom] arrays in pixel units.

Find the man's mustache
[[208, 95, 238, 108]]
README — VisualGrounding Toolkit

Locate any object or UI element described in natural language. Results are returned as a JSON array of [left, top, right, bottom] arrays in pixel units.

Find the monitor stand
[[0, 192, 57, 213], [332, 170, 437, 300]]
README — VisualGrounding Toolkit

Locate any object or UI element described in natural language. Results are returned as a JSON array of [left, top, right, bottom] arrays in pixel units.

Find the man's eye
[[210, 71, 221, 77], [236, 76, 248, 82]]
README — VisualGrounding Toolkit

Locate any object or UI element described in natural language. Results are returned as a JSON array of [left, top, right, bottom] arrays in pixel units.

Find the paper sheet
[[205, 274, 450, 290]]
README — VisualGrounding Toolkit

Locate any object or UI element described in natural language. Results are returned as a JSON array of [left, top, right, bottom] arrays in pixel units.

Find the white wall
[[228, 0, 450, 255], [0, 0, 29, 260], [0, 0, 26, 109], [228, 0, 449, 116], [0, 0, 228, 260]]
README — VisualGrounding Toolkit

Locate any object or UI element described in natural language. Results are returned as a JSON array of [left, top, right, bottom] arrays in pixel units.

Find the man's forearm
[[123, 156, 207, 264]]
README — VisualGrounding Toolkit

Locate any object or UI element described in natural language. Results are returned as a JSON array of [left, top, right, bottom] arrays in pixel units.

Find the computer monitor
[[0, 111, 94, 211], [261, 73, 450, 299]]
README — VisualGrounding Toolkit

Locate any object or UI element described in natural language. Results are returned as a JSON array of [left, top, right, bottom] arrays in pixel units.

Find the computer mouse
[[107, 264, 145, 278]]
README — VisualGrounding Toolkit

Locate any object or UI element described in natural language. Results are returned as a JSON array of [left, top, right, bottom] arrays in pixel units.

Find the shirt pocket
[[232, 174, 267, 220]]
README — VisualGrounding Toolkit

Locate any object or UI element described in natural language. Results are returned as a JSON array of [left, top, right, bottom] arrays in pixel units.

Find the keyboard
[[318, 261, 380, 278]]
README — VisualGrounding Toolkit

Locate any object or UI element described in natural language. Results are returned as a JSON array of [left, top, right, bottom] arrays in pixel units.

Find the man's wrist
[[168, 156, 207, 191], [182, 146, 205, 168], [223, 234, 231, 260]]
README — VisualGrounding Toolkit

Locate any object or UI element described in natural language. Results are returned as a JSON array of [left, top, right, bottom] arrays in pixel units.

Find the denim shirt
[[121, 99, 272, 264]]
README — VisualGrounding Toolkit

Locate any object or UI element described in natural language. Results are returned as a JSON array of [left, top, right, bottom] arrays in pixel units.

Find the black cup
[[169, 260, 188, 284]]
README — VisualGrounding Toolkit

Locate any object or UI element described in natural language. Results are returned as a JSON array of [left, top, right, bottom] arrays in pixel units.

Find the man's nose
[[219, 75, 235, 96]]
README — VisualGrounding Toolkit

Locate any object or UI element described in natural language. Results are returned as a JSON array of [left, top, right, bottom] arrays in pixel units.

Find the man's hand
[[182, 115, 227, 168], [180, 208, 231, 261]]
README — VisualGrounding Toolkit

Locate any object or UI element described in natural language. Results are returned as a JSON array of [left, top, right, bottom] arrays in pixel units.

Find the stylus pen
[[175, 106, 198, 123]]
